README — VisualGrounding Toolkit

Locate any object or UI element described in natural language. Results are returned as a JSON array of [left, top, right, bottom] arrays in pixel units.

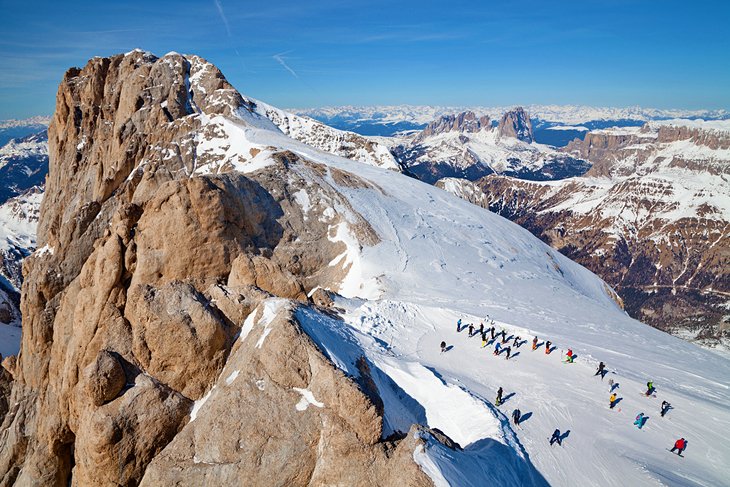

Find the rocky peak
[[498, 107, 534, 143], [0, 50, 443, 486], [415, 111, 490, 142]]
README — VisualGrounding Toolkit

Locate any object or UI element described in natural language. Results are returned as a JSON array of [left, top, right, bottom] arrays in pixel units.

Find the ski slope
[[230, 112, 730, 486]]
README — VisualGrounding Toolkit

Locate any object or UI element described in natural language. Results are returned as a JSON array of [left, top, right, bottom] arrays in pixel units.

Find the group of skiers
[[447, 317, 689, 457]]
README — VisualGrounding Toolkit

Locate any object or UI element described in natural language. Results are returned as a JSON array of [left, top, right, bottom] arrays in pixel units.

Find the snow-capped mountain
[[0, 132, 47, 331], [439, 119, 730, 351], [0, 187, 41, 330], [393, 108, 590, 183], [0, 116, 50, 146], [250, 99, 399, 170], [2, 50, 728, 487], [0, 131, 48, 203]]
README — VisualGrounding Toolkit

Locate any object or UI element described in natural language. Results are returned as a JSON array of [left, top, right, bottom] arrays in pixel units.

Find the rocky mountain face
[[413, 111, 491, 142], [0, 50, 445, 486], [393, 108, 590, 184], [498, 107, 533, 143], [438, 121, 730, 350]]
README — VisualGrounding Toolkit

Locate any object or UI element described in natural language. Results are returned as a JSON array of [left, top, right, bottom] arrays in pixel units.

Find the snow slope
[[185, 95, 730, 485]]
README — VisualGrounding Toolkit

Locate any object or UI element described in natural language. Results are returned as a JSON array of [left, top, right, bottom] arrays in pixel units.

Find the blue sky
[[1, 0, 729, 119]]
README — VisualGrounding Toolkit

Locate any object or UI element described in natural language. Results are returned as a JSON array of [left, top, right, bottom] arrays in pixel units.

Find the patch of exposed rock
[[498, 107, 534, 143]]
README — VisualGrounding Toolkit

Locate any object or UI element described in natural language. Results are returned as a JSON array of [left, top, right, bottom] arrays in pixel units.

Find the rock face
[[0, 51, 441, 486], [394, 108, 589, 184], [498, 107, 534, 143], [414, 111, 490, 142], [438, 121, 730, 349]]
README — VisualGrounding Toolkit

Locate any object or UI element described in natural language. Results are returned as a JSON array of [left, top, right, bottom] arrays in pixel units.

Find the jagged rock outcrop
[[140, 301, 432, 486], [438, 121, 730, 349], [413, 111, 490, 142], [0, 51, 442, 486], [498, 107, 534, 143]]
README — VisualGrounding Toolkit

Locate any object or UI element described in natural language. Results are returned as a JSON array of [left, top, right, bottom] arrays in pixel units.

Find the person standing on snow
[[595, 362, 605, 378], [481, 333, 488, 348], [634, 412, 645, 429], [490, 327, 496, 340], [549, 429, 562, 446], [494, 342, 502, 356], [505, 346, 512, 360], [532, 336, 538, 351], [456, 319, 462, 332], [545, 341, 552, 354], [661, 401, 672, 417], [468, 324, 474, 337], [609, 393, 618, 409], [670, 438, 687, 456], [440, 341, 447, 353], [565, 349, 574, 363], [496, 387, 503, 405], [479, 323, 484, 335], [646, 381, 655, 396], [500, 330, 507, 343], [512, 409, 521, 425], [513, 336, 521, 348]]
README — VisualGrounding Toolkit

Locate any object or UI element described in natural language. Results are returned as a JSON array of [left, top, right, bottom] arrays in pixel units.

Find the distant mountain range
[[0, 116, 50, 146], [292, 105, 730, 141]]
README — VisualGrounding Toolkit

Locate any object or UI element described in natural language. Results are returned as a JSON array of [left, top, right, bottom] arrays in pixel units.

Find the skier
[[646, 381, 655, 396], [479, 323, 484, 335], [634, 412, 645, 429], [490, 327, 496, 340], [608, 378, 619, 392], [456, 319, 462, 332], [549, 429, 562, 446], [481, 334, 488, 348], [505, 346, 512, 360], [500, 330, 507, 344], [512, 408, 521, 425], [440, 341, 447, 353], [532, 336, 538, 351], [545, 340, 552, 354], [595, 361, 605, 378], [513, 336, 521, 348], [670, 437, 687, 456], [468, 324, 474, 337], [496, 387, 503, 406], [660, 401, 672, 417], [493, 342, 502, 356], [565, 349, 574, 363], [609, 393, 618, 409]]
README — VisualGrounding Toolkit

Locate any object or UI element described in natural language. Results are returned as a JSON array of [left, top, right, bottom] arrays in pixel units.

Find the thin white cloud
[[273, 52, 299, 78], [213, 0, 232, 38]]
